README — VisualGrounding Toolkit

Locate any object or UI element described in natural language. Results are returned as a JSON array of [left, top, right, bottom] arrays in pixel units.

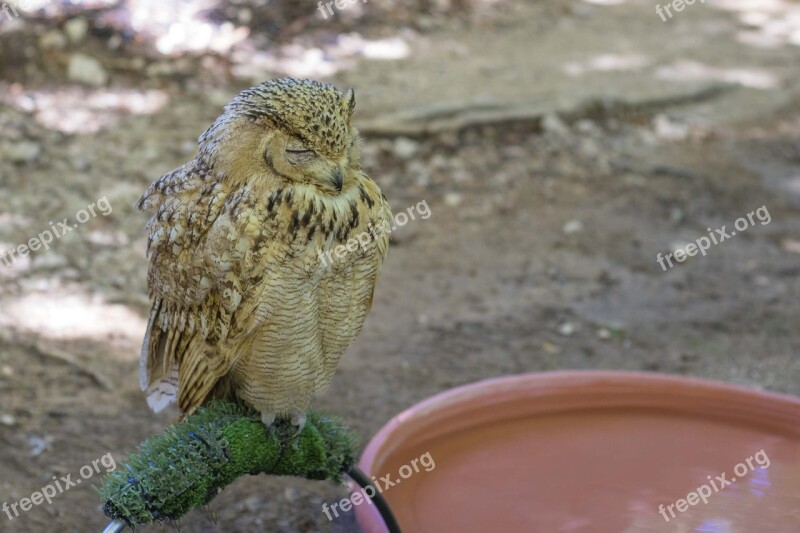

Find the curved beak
[[329, 167, 343, 192]]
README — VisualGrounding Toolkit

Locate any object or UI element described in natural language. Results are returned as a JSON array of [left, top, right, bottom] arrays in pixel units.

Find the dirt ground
[[0, 0, 799, 531]]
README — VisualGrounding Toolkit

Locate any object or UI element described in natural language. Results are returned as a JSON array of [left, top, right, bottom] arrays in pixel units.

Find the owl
[[137, 78, 392, 431]]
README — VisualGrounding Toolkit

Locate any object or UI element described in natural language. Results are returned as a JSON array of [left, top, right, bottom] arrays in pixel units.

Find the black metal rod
[[346, 464, 402, 533], [102, 519, 126, 532]]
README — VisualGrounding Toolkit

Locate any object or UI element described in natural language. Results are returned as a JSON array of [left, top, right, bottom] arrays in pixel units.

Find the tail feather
[[139, 299, 163, 391], [140, 298, 229, 414], [145, 366, 178, 413], [177, 336, 228, 413], [140, 298, 180, 412]]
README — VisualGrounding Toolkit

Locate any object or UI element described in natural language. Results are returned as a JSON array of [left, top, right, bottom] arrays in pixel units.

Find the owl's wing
[[137, 161, 281, 414]]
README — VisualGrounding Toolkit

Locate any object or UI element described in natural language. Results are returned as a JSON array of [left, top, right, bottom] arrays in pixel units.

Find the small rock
[[67, 53, 108, 86], [40, 30, 67, 49], [0, 414, 15, 426], [542, 341, 561, 354], [238, 8, 253, 24], [492, 171, 511, 185], [541, 113, 570, 136], [128, 58, 146, 72], [575, 119, 600, 135], [578, 138, 601, 159], [653, 114, 689, 141], [64, 18, 89, 44], [670, 241, 694, 263], [70, 154, 90, 171], [452, 169, 471, 183], [738, 11, 770, 29], [444, 192, 463, 207], [638, 127, 659, 146], [596, 328, 611, 340], [416, 15, 437, 31], [2, 141, 41, 163], [407, 160, 430, 187], [28, 435, 52, 457], [563, 219, 584, 234], [107, 34, 123, 51], [781, 239, 800, 254], [429, 154, 448, 169], [502, 145, 528, 159], [241, 496, 262, 513], [141, 143, 161, 162], [0, 365, 12, 376], [207, 89, 234, 108], [145, 61, 177, 78], [393, 137, 420, 160], [558, 322, 576, 336], [32, 253, 68, 270]]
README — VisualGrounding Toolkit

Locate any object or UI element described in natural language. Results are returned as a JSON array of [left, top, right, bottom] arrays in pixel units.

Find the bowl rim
[[355, 370, 800, 532]]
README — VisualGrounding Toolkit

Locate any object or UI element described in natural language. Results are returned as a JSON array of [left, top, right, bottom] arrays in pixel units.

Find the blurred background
[[0, 0, 799, 531]]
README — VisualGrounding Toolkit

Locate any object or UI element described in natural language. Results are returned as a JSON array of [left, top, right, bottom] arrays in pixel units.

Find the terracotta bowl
[[355, 371, 800, 532]]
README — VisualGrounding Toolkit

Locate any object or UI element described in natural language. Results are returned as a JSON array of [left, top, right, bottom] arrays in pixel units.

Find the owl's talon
[[261, 412, 278, 441], [260, 411, 305, 445], [290, 411, 307, 437], [261, 412, 277, 426]]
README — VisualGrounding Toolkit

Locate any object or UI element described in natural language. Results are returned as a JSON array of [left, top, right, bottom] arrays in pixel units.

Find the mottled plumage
[[137, 78, 391, 428]]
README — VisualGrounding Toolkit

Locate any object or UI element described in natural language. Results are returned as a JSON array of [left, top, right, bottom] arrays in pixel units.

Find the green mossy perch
[[99, 401, 358, 528]]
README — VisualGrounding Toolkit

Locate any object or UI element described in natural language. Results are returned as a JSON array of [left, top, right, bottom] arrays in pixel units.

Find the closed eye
[[285, 148, 317, 165]]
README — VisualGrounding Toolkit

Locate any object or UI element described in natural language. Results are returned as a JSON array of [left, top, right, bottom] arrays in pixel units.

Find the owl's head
[[199, 78, 361, 195]]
